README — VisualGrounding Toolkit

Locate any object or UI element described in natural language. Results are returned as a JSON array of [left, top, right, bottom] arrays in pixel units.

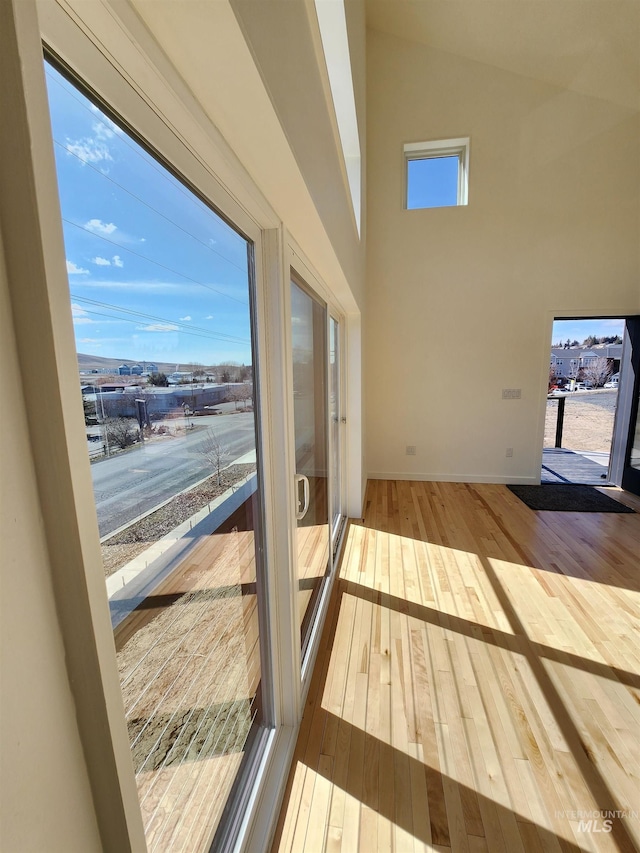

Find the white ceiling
[[366, 0, 640, 110]]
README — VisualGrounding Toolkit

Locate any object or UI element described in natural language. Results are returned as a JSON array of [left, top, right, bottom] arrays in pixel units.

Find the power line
[[72, 295, 250, 345], [63, 218, 248, 306], [52, 137, 249, 278], [45, 66, 247, 256]]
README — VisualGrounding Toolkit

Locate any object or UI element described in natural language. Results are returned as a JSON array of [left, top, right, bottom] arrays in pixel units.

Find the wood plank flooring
[[271, 480, 640, 853]]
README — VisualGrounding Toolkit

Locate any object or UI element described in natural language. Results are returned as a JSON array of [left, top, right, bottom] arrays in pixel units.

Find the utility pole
[[98, 386, 111, 457]]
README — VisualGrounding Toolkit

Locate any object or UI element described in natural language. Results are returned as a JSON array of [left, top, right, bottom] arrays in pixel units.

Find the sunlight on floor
[[273, 481, 640, 853]]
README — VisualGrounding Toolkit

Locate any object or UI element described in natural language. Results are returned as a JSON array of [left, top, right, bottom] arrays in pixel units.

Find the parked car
[[604, 373, 619, 389]]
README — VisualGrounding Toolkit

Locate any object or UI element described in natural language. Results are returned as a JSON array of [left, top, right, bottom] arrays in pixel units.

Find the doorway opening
[[543, 318, 624, 484]]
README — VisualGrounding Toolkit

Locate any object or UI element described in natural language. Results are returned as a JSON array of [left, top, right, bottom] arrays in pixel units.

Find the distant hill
[[77, 352, 183, 373]]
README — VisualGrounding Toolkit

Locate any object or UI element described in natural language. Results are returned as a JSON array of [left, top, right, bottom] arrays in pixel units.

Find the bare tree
[[200, 428, 230, 486], [580, 356, 612, 388], [188, 362, 206, 384], [214, 361, 243, 383], [236, 381, 253, 409], [105, 417, 139, 449], [228, 382, 253, 410]]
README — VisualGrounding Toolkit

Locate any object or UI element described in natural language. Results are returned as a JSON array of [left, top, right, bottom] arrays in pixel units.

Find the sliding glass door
[[290, 277, 330, 654], [45, 58, 270, 853], [329, 315, 344, 552], [621, 319, 640, 496]]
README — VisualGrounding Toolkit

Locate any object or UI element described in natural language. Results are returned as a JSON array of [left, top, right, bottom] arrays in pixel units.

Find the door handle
[[294, 473, 310, 521]]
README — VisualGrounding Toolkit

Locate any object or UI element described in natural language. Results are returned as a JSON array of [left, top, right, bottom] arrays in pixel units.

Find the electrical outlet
[[506, 447, 513, 457], [406, 445, 416, 456], [502, 388, 522, 399]]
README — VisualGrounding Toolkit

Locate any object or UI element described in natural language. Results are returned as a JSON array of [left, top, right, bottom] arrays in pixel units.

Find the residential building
[[2, 2, 638, 852], [550, 344, 623, 380]]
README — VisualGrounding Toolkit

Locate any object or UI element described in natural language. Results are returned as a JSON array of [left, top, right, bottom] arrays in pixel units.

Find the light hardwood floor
[[271, 480, 640, 853]]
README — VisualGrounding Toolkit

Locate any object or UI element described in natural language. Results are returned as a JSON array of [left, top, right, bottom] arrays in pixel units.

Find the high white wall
[[0, 239, 102, 853], [366, 29, 640, 482], [230, 0, 366, 304]]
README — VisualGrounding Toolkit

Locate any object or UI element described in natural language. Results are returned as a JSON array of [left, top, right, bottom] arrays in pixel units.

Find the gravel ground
[[544, 389, 618, 453], [101, 463, 256, 576]]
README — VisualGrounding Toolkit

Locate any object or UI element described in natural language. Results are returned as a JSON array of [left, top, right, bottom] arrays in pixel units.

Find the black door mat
[[507, 484, 635, 513]]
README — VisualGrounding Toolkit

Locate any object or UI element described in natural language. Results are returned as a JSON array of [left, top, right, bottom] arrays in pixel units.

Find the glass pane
[[45, 61, 266, 852], [630, 388, 640, 470], [329, 317, 342, 540], [290, 280, 330, 650], [407, 155, 459, 209]]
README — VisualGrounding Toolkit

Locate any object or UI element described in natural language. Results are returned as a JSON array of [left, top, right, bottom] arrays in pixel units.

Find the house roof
[[550, 344, 622, 359]]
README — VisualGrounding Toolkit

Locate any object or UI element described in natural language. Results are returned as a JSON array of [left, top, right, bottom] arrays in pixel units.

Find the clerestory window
[[404, 137, 470, 209]]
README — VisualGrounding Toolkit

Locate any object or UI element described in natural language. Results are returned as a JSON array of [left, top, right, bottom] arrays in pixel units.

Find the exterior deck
[[542, 448, 611, 485]]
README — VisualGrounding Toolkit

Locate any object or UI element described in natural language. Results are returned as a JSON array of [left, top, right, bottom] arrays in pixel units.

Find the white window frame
[[285, 240, 348, 693], [12, 1, 361, 849], [404, 137, 470, 209], [34, 5, 301, 852]]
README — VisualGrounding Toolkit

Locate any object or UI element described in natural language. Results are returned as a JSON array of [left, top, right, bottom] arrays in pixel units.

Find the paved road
[[92, 412, 256, 537]]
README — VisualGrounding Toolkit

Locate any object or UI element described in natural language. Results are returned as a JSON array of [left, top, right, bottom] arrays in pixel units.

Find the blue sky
[[44, 63, 253, 367], [407, 156, 458, 209], [551, 318, 625, 347]]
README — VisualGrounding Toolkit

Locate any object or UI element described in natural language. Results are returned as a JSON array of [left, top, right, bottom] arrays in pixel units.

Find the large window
[[45, 59, 270, 852]]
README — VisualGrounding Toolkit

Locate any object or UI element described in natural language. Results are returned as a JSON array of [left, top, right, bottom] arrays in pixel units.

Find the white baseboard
[[366, 471, 540, 485]]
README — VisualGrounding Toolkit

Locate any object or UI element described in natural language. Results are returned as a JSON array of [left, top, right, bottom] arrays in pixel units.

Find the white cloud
[[85, 219, 117, 236], [65, 138, 112, 166], [67, 260, 89, 275], [65, 109, 121, 166], [137, 323, 179, 333], [92, 254, 124, 268], [71, 303, 96, 325], [92, 117, 122, 140], [78, 338, 102, 345], [179, 315, 192, 322], [205, 315, 214, 320]]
